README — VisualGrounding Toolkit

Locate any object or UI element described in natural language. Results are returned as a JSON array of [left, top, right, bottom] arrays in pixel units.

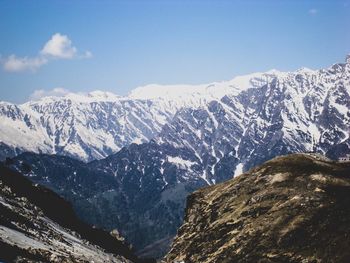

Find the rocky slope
[[165, 154, 350, 263], [0, 164, 153, 263]]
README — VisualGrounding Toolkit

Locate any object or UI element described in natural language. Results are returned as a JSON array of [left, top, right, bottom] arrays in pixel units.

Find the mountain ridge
[[1, 55, 350, 258], [2, 57, 346, 163]]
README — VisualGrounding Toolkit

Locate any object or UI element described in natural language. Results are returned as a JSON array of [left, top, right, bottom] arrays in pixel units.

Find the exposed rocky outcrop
[[165, 154, 350, 263]]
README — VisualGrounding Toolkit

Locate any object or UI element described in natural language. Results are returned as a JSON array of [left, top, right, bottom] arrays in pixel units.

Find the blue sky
[[1, 0, 350, 103]]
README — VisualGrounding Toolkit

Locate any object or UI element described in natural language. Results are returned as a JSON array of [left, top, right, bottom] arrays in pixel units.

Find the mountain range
[[1, 55, 350, 258]]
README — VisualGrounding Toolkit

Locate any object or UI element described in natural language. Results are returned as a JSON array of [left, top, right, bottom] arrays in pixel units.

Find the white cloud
[[309, 8, 318, 15], [3, 55, 48, 72], [41, 33, 77, 59], [2, 33, 92, 73], [29, 87, 70, 100]]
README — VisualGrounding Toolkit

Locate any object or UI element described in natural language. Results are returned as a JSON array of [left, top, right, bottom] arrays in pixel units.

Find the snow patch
[[167, 156, 196, 168], [233, 163, 244, 177]]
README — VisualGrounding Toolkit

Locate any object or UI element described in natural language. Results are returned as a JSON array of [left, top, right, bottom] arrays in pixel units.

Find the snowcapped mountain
[[90, 55, 349, 255], [2, 55, 350, 258], [115, 55, 350, 188], [154, 57, 350, 184], [2, 57, 349, 164], [0, 66, 306, 162], [0, 91, 183, 161]]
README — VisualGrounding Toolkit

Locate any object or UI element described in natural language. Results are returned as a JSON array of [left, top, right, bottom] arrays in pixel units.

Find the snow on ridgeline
[[127, 70, 290, 101], [24, 70, 285, 105], [0, 55, 348, 163], [26, 90, 122, 104], [0, 70, 283, 162]]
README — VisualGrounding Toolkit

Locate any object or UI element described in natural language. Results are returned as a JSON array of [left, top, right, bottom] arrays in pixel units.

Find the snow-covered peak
[[62, 90, 121, 102], [295, 67, 316, 74], [128, 72, 273, 102], [0, 101, 16, 107], [228, 72, 269, 90], [265, 69, 282, 74], [86, 90, 121, 100], [25, 90, 121, 106], [224, 70, 293, 95], [128, 83, 209, 100]]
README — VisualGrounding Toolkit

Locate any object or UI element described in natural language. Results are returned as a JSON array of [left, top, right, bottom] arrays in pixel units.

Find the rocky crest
[[165, 154, 350, 263]]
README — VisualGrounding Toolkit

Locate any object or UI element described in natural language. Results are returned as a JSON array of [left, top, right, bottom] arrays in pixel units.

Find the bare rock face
[[165, 154, 350, 263]]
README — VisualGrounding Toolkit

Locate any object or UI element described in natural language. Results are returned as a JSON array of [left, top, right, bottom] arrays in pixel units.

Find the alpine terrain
[[1, 55, 350, 257]]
